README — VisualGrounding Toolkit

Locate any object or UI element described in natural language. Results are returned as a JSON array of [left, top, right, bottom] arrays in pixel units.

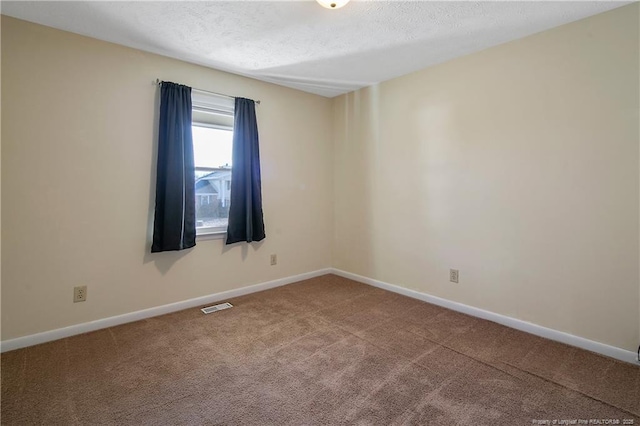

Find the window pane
[[192, 126, 233, 168], [193, 126, 233, 231]]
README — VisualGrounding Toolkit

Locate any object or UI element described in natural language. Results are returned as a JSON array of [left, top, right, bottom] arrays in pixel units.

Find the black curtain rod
[[155, 79, 261, 105]]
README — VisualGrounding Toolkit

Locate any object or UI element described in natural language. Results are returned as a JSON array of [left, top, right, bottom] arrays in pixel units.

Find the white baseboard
[[4, 267, 637, 365], [331, 268, 639, 365], [0, 268, 332, 353]]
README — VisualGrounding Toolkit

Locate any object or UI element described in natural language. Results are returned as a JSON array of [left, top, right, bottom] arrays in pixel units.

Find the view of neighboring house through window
[[192, 90, 235, 235]]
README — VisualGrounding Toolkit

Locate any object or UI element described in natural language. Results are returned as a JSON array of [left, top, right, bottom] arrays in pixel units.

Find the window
[[192, 91, 234, 235]]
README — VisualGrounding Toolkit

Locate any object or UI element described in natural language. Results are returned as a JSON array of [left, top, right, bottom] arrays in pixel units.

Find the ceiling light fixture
[[316, 0, 350, 9]]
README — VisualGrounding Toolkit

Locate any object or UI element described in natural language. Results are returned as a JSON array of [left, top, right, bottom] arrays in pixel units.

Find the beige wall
[[333, 4, 639, 351], [3, 5, 639, 354], [1, 16, 333, 340], [0, 15, 3, 341]]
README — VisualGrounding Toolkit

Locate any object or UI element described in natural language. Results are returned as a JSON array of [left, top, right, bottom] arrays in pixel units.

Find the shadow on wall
[[332, 86, 379, 276], [141, 236, 265, 275], [222, 240, 265, 261], [142, 247, 193, 275]]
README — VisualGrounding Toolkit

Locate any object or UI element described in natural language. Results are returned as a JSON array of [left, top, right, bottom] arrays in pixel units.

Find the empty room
[[1, 1, 639, 424]]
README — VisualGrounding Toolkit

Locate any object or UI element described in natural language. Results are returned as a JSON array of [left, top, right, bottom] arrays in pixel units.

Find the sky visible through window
[[192, 126, 233, 169]]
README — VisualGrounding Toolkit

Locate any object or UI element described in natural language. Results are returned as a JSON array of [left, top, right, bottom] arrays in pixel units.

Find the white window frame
[[192, 91, 234, 238]]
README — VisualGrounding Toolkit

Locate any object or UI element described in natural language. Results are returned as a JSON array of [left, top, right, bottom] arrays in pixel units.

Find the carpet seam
[[356, 318, 639, 419], [407, 325, 640, 418]]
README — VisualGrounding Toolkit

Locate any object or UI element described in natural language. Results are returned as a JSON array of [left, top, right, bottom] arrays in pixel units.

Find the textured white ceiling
[[2, 1, 631, 97]]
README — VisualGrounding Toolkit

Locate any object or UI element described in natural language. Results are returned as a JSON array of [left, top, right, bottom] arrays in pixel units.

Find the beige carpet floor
[[1, 274, 639, 425]]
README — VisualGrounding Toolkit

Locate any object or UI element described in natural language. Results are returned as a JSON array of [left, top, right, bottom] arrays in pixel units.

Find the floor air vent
[[201, 302, 233, 314]]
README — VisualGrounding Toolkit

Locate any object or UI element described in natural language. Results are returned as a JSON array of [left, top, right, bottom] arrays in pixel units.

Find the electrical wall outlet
[[74, 286, 87, 303], [270, 254, 277, 266], [449, 269, 459, 283]]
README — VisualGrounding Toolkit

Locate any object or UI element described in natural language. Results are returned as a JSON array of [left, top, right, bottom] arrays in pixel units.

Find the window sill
[[196, 231, 226, 241]]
